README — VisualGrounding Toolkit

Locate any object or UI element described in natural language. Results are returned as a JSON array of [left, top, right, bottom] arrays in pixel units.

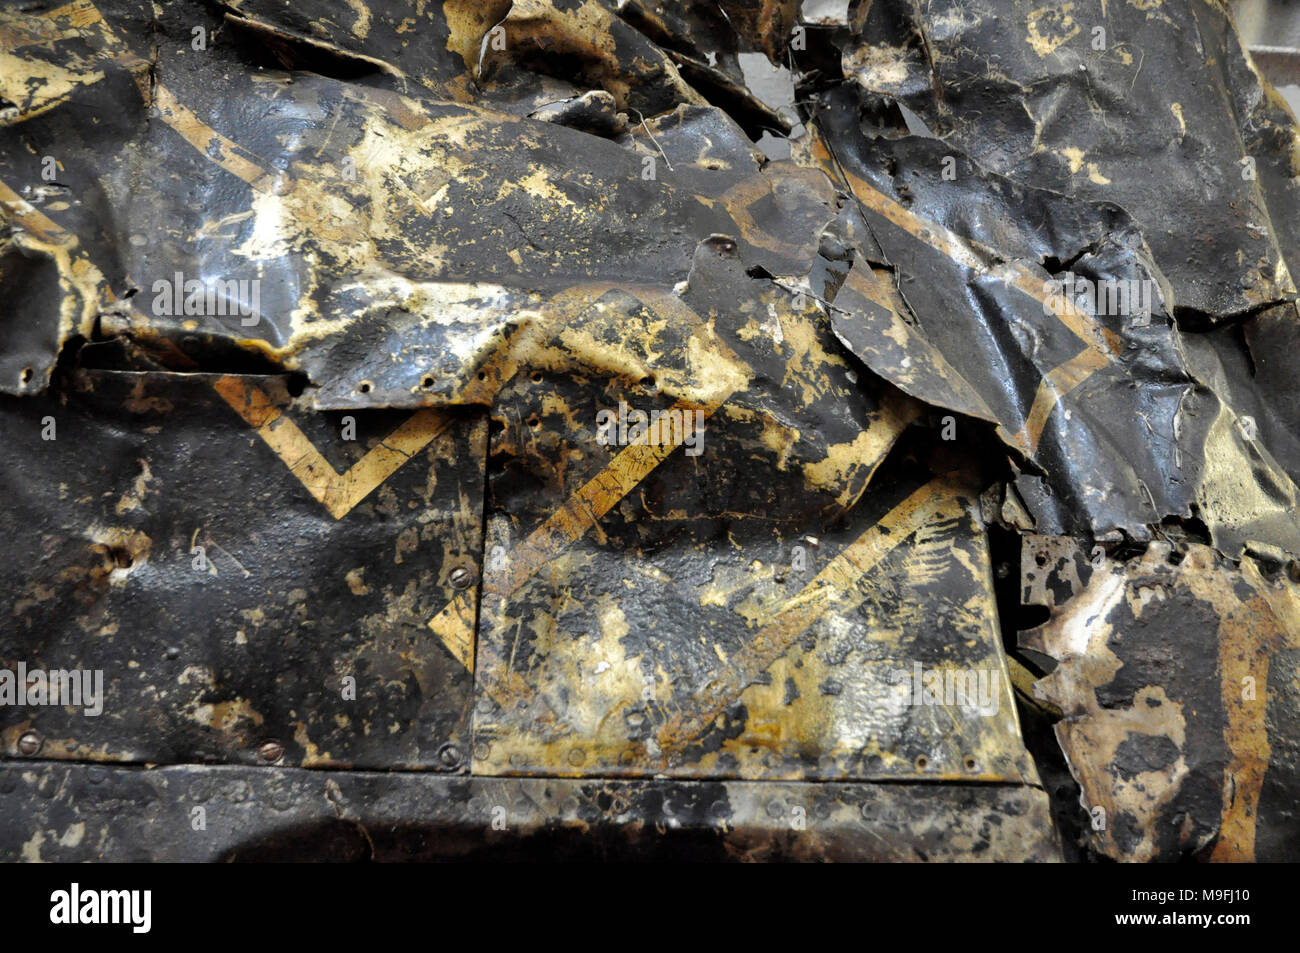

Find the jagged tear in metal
[[0, 0, 1296, 862]]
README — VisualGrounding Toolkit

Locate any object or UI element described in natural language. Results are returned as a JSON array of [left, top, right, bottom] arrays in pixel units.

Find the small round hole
[[530, 371, 543, 384], [420, 375, 435, 389], [358, 381, 372, 394], [527, 415, 540, 429], [640, 374, 656, 389], [20, 367, 33, 385], [963, 757, 977, 771], [477, 371, 487, 381], [914, 755, 929, 771]]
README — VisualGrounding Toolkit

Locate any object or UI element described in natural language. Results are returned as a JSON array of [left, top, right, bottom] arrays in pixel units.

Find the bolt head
[[257, 740, 284, 764], [437, 743, 462, 769], [449, 566, 476, 590], [17, 731, 41, 755]]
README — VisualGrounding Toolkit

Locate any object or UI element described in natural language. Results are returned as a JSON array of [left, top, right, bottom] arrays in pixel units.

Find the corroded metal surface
[[1022, 536, 1300, 861], [844, 0, 1299, 322], [813, 93, 1300, 556], [0, 763, 1058, 862], [475, 462, 1036, 782], [1, 370, 485, 769], [1, 0, 1299, 862]]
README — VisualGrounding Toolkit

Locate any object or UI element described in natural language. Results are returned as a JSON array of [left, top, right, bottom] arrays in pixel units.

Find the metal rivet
[[17, 731, 41, 755], [438, 743, 462, 769], [449, 565, 476, 589], [257, 740, 284, 764]]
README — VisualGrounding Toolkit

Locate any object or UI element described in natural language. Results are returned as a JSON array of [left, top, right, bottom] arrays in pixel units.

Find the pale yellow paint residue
[[1061, 146, 1112, 184]]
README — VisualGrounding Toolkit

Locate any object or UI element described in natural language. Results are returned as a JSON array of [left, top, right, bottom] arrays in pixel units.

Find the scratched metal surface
[[0, 370, 485, 769], [0, 0, 1298, 862]]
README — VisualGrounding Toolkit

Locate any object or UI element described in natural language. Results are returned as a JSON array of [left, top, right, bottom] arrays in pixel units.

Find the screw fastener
[[257, 740, 284, 764], [449, 566, 476, 590], [17, 731, 41, 755], [438, 743, 462, 769]]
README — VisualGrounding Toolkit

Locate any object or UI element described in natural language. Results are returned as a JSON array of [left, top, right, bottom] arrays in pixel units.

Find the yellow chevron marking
[[1020, 346, 1111, 452], [213, 376, 448, 520], [812, 132, 1121, 454], [436, 396, 733, 680]]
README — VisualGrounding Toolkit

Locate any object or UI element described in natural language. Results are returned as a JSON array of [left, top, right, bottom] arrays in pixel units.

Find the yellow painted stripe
[[0, 0, 98, 50], [11, 2, 284, 193], [491, 414, 718, 596], [213, 376, 449, 519], [428, 593, 479, 671], [656, 478, 956, 752], [43, 0, 100, 29], [432, 282, 750, 673], [1210, 560, 1300, 862], [839, 163, 1120, 356], [215, 375, 472, 664], [812, 131, 1120, 358], [438, 396, 734, 676], [151, 85, 284, 194], [810, 132, 1122, 456], [0, 180, 76, 246], [1019, 346, 1111, 452]]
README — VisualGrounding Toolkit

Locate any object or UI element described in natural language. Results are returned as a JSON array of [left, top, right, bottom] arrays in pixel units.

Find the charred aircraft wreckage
[[0, 0, 1298, 863]]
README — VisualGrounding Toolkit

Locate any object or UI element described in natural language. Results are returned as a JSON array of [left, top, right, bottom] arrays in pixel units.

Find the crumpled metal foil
[[0, 0, 1296, 862]]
